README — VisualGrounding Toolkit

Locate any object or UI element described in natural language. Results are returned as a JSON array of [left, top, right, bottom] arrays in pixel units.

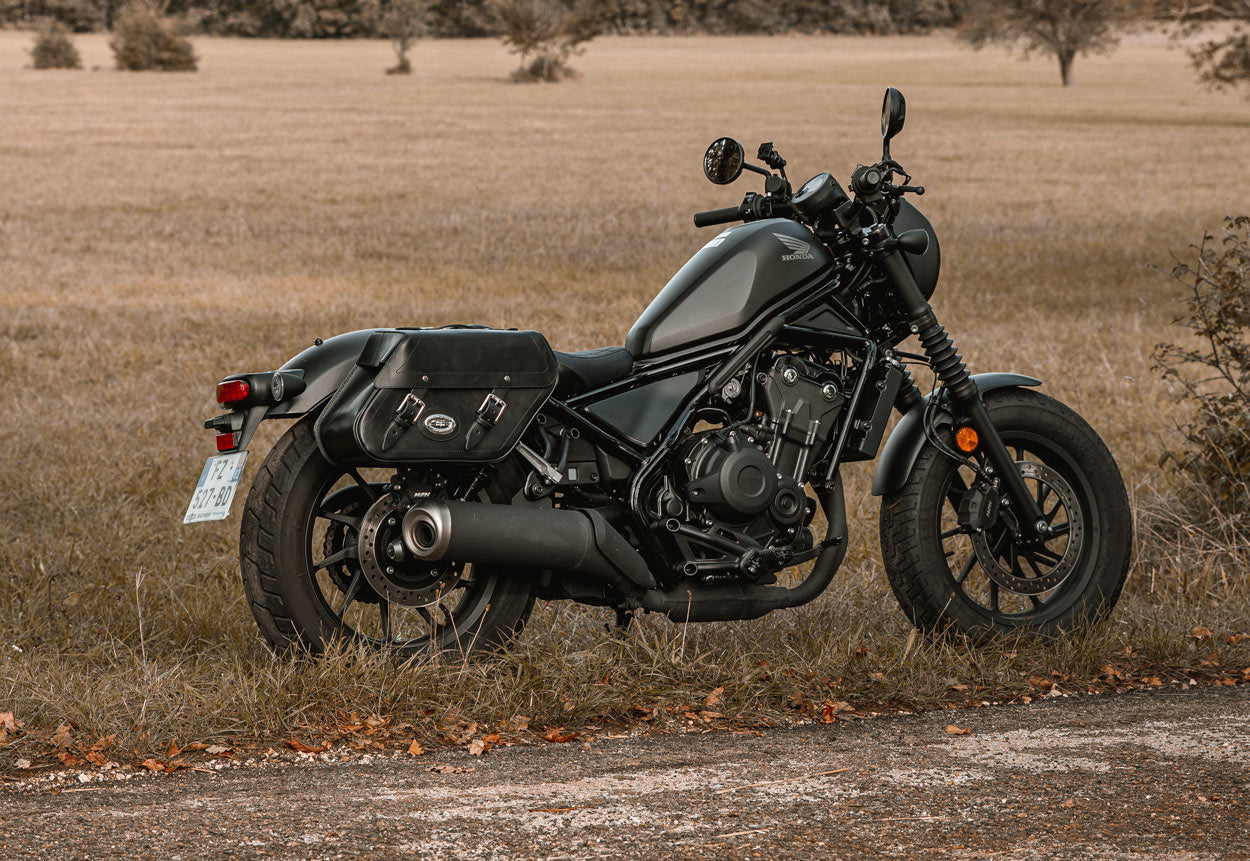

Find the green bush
[[1153, 215, 1250, 528], [30, 19, 82, 69], [109, 2, 198, 72]]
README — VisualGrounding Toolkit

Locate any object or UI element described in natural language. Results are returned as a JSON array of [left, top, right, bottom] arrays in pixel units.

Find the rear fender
[[210, 329, 396, 451], [870, 372, 1042, 496]]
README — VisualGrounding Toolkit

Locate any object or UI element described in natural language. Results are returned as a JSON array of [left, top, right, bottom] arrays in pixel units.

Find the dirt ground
[[2, 685, 1245, 859]]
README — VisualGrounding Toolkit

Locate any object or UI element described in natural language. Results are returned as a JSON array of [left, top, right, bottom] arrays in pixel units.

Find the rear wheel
[[880, 389, 1132, 639], [239, 416, 536, 656]]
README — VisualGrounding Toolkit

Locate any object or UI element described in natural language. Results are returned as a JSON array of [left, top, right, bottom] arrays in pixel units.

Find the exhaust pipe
[[402, 501, 657, 595], [401, 481, 847, 624]]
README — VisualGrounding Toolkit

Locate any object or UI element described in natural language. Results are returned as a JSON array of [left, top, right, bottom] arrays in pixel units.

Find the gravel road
[[2, 686, 1247, 859]]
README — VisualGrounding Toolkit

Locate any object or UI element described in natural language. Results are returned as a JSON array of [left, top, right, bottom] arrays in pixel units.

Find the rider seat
[[552, 347, 634, 396]]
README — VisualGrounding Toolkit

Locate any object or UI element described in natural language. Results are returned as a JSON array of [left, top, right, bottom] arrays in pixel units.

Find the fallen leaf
[[819, 701, 853, 724], [365, 715, 388, 729], [948, 683, 969, 692], [1060, 799, 1075, 809], [166, 742, 182, 758], [1228, 633, 1249, 644], [426, 763, 474, 774], [407, 740, 426, 756], [482, 733, 501, 744], [164, 759, 189, 773], [629, 705, 657, 721], [85, 750, 108, 767], [945, 725, 972, 736], [205, 744, 232, 756], [0, 712, 22, 733], [56, 751, 79, 767], [1192, 626, 1214, 640], [467, 739, 488, 756], [510, 716, 530, 732], [50, 724, 73, 748], [15, 758, 31, 769], [141, 758, 165, 772], [285, 738, 325, 754], [787, 692, 806, 710], [542, 728, 579, 744], [1026, 676, 1053, 691], [704, 686, 725, 708], [90, 734, 116, 752], [1141, 676, 1164, 688]]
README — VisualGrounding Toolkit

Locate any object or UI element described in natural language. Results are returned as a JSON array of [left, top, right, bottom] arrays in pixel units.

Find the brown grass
[[1, 31, 1248, 770]]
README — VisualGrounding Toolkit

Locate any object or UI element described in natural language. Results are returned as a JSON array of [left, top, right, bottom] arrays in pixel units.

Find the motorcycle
[[186, 88, 1132, 655]]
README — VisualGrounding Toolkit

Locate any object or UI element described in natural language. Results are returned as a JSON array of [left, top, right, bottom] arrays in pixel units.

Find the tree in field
[[1177, 1, 1250, 93], [382, 0, 433, 74], [487, 0, 601, 82], [958, 0, 1147, 87]]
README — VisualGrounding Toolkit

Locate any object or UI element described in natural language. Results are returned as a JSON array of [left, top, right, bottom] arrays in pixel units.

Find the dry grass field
[[1, 29, 1248, 767]]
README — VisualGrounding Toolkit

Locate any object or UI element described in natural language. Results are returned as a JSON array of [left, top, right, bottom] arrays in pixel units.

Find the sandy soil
[[2, 685, 1246, 859]]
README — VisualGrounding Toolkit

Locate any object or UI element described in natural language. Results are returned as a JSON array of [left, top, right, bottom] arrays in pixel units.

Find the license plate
[[183, 451, 249, 524]]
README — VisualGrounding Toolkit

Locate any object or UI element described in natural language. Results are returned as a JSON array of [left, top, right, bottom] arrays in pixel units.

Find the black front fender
[[870, 372, 1042, 497]]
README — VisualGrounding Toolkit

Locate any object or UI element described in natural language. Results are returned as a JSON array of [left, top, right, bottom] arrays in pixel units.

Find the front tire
[[239, 416, 536, 656], [880, 388, 1132, 639]]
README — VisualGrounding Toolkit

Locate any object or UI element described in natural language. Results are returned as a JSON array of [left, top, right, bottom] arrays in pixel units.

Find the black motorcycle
[[187, 88, 1132, 655]]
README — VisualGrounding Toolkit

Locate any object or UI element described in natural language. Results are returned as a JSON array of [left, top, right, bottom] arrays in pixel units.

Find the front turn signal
[[955, 426, 979, 453]]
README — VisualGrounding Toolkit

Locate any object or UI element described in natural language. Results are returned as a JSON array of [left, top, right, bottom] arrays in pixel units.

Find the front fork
[[870, 226, 1049, 542]]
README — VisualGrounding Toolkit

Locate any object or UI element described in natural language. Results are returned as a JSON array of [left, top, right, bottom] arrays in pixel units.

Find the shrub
[[382, 0, 432, 74], [1153, 215, 1250, 529], [109, 2, 198, 72], [30, 19, 82, 69], [488, 0, 600, 82]]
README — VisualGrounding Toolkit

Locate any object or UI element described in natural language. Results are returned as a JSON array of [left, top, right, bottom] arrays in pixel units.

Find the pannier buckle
[[395, 392, 426, 426], [477, 393, 506, 426]]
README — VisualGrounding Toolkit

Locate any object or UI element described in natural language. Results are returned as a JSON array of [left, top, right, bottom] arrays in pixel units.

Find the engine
[[657, 354, 848, 576]]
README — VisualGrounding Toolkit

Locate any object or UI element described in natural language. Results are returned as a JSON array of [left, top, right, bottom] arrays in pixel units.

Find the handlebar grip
[[693, 206, 742, 228]]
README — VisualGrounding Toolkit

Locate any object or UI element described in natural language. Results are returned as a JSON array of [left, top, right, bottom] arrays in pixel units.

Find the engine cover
[[684, 429, 777, 521]]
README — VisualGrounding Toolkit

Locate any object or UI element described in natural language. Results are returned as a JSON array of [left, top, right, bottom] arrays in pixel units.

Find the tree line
[[5, 0, 962, 38]]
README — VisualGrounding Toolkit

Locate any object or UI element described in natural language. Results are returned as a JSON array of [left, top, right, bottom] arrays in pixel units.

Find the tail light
[[215, 432, 238, 452], [216, 379, 251, 405]]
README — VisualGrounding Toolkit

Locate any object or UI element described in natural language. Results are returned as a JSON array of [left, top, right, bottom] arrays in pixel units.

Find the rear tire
[[880, 388, 1132, 639], [239, 416, 536, 656]]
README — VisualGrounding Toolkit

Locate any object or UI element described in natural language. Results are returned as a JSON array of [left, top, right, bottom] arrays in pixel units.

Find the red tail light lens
[[215, 432, 237, 452], [216, 380, 250, 405]]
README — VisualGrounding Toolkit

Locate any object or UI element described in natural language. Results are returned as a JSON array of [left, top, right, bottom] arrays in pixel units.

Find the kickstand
[[605, 608, 634, 635]]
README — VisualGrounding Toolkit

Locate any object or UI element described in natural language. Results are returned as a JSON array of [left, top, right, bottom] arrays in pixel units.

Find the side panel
[[871, 373, 1042, 496], [584, 371, 703, 447], [626, 219, 834, 358]]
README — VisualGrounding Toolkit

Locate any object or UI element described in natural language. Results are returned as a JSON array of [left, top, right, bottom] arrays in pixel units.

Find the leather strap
[[382, 389, 426, 451], [464, 391, 506, 451]]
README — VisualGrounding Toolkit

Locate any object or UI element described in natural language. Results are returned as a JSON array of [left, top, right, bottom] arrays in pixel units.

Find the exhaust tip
[[401, 502, 452, 560]]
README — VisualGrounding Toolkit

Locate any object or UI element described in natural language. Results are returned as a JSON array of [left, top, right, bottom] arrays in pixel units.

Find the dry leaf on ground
[[467, 739, 488, 756], [407, 740, 426, 756], [286, 738, 325, 754], [945, 725, 973, 736], [705, 686, 725, 708], [543, 728, 579, 744], [426, 764, 474, 774]]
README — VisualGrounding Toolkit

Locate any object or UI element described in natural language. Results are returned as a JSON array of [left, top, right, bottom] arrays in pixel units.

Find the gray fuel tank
[[626, 219, 834, 358]]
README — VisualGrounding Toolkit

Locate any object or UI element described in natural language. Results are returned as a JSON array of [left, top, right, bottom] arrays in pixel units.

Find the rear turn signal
[[216, 379, 251, 405], [215, 432, 237, 452], [955, 426, 979, 453]]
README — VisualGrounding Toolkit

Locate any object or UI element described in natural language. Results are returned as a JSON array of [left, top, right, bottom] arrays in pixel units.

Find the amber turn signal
[[955, 426, 979, 453]]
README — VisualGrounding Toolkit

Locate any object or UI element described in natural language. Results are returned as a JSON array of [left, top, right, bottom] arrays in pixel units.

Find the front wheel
[[880, 388, 1132, 639], [239, 416, 536, 656]]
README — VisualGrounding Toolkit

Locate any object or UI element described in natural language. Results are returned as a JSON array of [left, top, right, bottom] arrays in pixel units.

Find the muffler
[[401, 501, 657, 595]]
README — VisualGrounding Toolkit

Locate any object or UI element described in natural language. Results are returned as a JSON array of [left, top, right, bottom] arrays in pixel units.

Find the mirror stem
[[743, 163, 771, 178]]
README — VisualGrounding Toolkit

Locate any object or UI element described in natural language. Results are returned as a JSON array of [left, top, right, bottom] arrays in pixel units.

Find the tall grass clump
[[109, 1, 197, 72], [30, 19, 82, 69]]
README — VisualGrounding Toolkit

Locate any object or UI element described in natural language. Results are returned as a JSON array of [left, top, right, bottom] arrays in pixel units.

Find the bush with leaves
[[488, 0, 601, 82], [1153, 215, 1250, 529], [30, 19, 83, 69], [1176, 0, 1250, 95], [382, 0, 432, 74], [110, 2, 198, 71]]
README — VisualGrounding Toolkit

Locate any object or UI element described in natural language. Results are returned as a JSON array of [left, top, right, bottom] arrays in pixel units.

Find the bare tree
[[383, 0, 433, 74], [487, 0, 601, 82], [958, 0, 1148, 86], [1177, 1, 1250, 92]]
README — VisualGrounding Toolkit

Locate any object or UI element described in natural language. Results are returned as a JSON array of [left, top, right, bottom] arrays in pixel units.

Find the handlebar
[[693, 205, 743, 228]]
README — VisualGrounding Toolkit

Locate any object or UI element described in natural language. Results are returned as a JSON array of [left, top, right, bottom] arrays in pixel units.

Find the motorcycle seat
[[552, 347, 634, 396]]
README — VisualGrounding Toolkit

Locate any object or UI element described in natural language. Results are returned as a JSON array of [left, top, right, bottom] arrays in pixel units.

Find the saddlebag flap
[[314, 328, 558, 465]]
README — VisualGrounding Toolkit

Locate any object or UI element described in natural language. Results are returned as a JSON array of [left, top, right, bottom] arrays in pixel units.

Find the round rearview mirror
[[881, 87, 906, 141], [703, 137, 746, 185]]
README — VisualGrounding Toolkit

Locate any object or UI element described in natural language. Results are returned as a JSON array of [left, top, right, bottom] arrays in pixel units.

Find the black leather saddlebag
[[314, 328, 558, 466]]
